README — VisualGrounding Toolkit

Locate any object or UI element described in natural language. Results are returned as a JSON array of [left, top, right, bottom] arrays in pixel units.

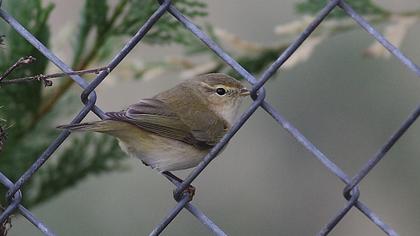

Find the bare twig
[[0, 205, 12, 236], [0, 66, 110, 87], [32, 0, 129, 126], [134, 10, 419, 80], [0, 56, 36, 82]]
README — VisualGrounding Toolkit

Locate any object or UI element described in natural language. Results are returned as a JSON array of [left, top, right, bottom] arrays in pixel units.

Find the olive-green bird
[[58, 73, 249, 172]]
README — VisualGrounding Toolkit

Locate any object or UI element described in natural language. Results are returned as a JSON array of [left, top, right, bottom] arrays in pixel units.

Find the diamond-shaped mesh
[[0, 0, 419, 235]]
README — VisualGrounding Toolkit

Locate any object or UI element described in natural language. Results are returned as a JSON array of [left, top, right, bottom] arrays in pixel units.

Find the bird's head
[[193, 73, 250, 125]]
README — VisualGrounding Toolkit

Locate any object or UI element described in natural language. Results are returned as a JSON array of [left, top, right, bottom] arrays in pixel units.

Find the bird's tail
[[57, 120, 127, 133]]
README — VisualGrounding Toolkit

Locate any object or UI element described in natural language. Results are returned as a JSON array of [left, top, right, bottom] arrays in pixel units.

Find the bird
[[58, 73, 249, 172]]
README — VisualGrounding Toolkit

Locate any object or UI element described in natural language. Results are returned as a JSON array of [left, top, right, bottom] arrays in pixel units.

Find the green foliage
[[0, 0, 53, 141], [0, 125, 5, 154], [0, 0, 400, 210], [0, 0, 55, 193], [0, 0, 207, 209], [296, 0, 389, 18], [73, 0, 207, 67], [234, 48, 287, 77], [26, 133, 125, 207], [72, 0, 109, 66], [114, 0, 207, 45], [198, 47, 288, 79], [0, 87, 126, 208]]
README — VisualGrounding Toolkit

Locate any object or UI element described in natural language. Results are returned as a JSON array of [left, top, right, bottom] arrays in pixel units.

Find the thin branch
[[0, 56, 36, 82], [0, 205, 11, 236], [0, 66, 110, 87], [134, 10, 419, 80], [34, 0, 130, 128]]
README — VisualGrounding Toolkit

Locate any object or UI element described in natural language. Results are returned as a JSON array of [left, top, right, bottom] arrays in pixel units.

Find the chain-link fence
[[0, 0, 419, 235]]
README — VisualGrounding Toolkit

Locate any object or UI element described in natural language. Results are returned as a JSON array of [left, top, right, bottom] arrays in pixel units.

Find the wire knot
[[343, 185, 360, 201], [250, 86, 266, 103]]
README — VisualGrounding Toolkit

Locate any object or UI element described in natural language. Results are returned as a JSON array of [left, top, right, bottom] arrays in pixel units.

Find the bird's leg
[[161, 171, 195, 201], [141, 160, 150, 167], [161, 171, 182, 183]]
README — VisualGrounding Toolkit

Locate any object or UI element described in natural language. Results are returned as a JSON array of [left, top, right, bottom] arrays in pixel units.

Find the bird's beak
[[239, 88, 250, 96]]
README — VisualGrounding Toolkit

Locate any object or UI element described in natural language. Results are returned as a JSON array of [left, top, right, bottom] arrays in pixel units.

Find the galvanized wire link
[[162, 172, 227, 235], [81, 0, 172, 101], [338, 1, 420, 77], [318, 187, 360, 236], [252, 0, 340, 93], [0, 173, 56, 236], [0, 0, 418, 235]]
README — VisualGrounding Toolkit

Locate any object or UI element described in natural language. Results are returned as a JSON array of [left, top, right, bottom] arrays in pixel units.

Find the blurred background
[[1, 0, 420, 235]]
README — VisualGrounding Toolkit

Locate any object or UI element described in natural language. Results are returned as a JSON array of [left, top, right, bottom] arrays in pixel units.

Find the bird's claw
[[183, 185, 195, 201]]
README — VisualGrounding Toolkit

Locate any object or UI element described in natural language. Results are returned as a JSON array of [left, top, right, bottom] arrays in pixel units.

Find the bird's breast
[[116, 127, 209, 172]]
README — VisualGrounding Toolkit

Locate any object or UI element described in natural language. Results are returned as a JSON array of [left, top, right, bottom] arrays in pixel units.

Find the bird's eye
[[216, 87, 226, 96]]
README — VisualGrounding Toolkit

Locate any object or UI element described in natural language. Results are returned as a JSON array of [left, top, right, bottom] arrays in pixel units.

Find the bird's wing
[[106, 98, 226, 148]]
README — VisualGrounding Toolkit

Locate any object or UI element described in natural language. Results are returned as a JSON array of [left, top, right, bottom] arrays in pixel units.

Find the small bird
[[58, 73, 249, 172]]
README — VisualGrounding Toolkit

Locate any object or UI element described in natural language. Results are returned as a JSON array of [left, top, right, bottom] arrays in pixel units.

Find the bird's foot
[[183, 185, 195, 201], [174, 185, 195, 202]]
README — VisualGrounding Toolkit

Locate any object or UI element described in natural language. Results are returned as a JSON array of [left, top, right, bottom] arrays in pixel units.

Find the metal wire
[[0, 0, 418, 235]]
